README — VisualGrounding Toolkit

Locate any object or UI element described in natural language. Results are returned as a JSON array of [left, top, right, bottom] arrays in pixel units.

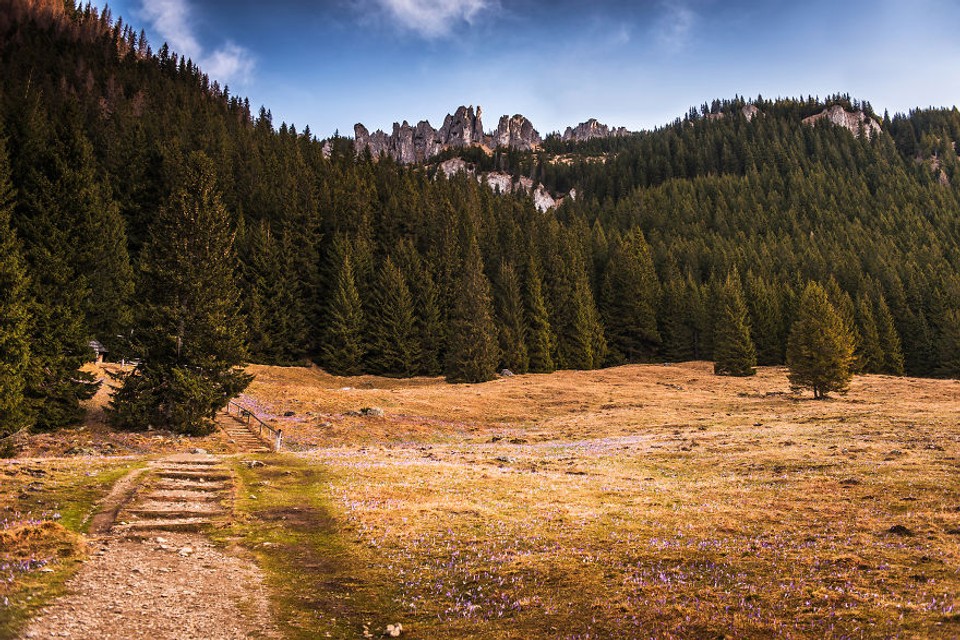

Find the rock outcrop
[[495, 114, 542, 150], [802, 105, 882, 138], [741, 104, 761, 122], [562, 118, 630, 143], [354, 105, 542, 162], [437, 158, 564, 212]]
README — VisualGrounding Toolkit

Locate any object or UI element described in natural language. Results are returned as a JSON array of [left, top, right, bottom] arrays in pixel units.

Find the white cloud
[[657, 1, 695, 52], [371, 0, 494, 38], [138, 0, 254, 86]]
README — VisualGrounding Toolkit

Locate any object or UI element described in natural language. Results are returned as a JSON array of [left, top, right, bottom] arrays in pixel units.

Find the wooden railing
[[226, 400, 283, 452]]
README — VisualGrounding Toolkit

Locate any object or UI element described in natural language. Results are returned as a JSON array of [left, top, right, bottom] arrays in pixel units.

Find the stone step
[[128, 508, 225, 519], [156, 470, 232, 481], [147, 491, 223, 502], [153, 465, 228, 474], [114, 517, 213, 533], [152, 480, 230, 492]]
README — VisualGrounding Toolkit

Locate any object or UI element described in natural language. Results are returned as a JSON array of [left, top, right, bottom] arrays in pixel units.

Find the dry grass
[[0, 458, 139, 637], [241, 362, 960, 638]]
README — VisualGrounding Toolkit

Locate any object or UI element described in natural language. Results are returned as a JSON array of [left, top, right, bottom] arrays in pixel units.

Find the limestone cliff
[[562, 118, 630, 142], [354, 105, 541, 162], [802, 105, 882, 138]]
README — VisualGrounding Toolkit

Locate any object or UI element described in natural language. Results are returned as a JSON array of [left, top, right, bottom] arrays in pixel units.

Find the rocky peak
[[354, 105, 542, 163], [438, 105, 485, 148], [495, 114, 541, 150], [802, 105, 881, 138], [562, 118, 630, 143]]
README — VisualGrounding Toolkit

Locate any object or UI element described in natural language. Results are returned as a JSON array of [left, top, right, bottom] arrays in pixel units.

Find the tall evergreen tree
[[786, 282, 857, 398], [0, 134, 32, 437], [854, 294, 884, 374], [745, 272, 786, 365], [321, 235, 365, 375], [873, 293, 905, 375], [600, 229, 660, 362], [524, 253, 555, 373], [935, 308, 960, 378], [10, 101, 99, 430], [110, 152, 250, 434], [494, 260, 529, 374], [445, 235, 499, 383], [368, 256, 420, 376], [713, 271, 757, 376]]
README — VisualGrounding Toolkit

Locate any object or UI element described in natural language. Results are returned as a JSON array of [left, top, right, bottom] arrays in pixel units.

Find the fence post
[[275, 429, 283, 452]]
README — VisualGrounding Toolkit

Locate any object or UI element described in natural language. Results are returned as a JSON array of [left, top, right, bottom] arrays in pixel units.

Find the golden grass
[[240, 362, 960, 638]]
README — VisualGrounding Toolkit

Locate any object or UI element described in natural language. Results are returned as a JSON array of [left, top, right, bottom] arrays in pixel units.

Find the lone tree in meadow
[[786, 282, 857, 398], [109, 152, 250, 435], [713, 270, 757, 376]]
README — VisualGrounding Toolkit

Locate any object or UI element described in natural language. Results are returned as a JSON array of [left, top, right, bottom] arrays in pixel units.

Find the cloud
[[138, 0, 254, 86], [657, 1, 695, 51], [370, 0, 495, 38]]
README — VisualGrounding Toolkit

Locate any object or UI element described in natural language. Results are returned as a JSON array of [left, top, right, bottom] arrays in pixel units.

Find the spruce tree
[[713, 271, 757, 376], [936, 308, 960, 378], [368, 256, 420, 376], [11, 102, 99, 430], [746, 273, 786, 365], [524, 253, 555, 373], [600, 229, 660, 362], [786, 282, 857, 398], [445, 235, 499, 383], [854, 294, 884, 374], [110, 152, 250, 435], [0, 135, 32, 437], [321, 236, 365, 375], [393, 239, 442, 376], [552, 232, 607, 370], [494, 260, 529, 374], [873, 293, 905, 375]]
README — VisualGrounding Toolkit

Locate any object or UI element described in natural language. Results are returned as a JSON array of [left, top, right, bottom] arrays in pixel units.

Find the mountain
[[354, 105, 542, 163], [3, 0, 960, 436]]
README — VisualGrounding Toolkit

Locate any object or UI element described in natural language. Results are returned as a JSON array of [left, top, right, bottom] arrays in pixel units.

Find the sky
[[91, 0, 960, 138]]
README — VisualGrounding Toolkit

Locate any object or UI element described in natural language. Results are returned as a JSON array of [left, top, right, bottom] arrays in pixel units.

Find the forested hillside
[[2, 0, 960, 436]]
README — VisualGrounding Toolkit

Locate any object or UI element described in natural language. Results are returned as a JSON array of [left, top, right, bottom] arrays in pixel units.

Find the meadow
[[228, 362, 960, 638]]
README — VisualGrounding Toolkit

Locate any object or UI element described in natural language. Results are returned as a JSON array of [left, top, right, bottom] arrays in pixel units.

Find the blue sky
[[92, 0, 960, 137]]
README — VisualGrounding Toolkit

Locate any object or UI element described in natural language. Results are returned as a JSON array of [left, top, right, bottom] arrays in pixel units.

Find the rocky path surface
[[22, 421, 280, 639]]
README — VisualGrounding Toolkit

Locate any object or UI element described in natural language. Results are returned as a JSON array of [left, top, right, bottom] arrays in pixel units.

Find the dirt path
[[21, 453, 280, 640]]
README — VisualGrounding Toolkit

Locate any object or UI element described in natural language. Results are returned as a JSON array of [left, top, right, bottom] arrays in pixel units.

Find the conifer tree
[[110, 152, 250, 434], [600, 229, 660, 362], [937, 308, 960, 378], [445, 235, 499, 383], [786, 282, 856, 398], [11, 102, 99, 430], [873, 293, 905, 375], [746, 273, 786, 365], [524, 253, 555, 373], [368, 256, 420, 376], [321, 236, 365, 375], [393, 239, 442, 376], [0, 135, 32, 437], [713, 271, 757, 376], [854, 294, 884, 374], [494, 260, 529, 374]]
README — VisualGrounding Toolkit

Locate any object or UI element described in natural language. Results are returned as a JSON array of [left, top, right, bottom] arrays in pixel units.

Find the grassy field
[[236, 362, 960, 639], [0, 458, 142, 638]]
